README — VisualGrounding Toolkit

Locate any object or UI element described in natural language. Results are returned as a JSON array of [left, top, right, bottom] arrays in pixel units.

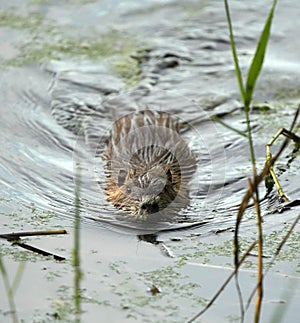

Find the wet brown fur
[[103, 110, 196, 216]]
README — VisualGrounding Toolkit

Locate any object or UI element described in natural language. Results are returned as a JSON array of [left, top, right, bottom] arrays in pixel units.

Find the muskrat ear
[[118, 169, 127, 186]]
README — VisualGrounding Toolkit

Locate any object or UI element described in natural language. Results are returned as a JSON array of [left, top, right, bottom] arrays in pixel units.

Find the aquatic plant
[[73, 158, 83, 322], [225, 1, 278, 321], [0, 257, 24, 323], [188, 0, 300, 322]]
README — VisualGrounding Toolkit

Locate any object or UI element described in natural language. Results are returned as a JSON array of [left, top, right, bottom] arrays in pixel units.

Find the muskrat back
[[103, 110, 196, 217]]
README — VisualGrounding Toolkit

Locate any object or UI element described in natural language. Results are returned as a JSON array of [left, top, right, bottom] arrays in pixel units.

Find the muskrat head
[[116, 165, 178, 216]]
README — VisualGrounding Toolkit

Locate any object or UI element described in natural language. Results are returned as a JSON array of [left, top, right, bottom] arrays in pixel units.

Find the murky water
[[0, 0, 299, 322]]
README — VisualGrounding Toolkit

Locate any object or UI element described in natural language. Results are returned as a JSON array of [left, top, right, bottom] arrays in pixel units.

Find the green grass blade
[[224, 0, 245, 103], [211, 115, 248, 138], [244, 0, 278, 110]]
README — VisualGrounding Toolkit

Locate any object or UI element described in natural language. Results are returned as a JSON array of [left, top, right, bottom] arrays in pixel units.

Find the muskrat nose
[[139, 198, 159, 215]]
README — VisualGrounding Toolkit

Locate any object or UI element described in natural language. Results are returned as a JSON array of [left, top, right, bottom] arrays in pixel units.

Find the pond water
[[0, 0, 299, 322]]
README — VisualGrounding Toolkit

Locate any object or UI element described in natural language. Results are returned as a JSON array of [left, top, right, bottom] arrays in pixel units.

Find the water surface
[[0, 0, 299, 322]]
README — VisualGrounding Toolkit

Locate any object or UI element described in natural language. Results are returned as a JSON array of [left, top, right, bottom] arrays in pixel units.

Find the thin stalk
[[249, 180, 263, 323], [246, 108, 300, 311], [224, 1, 278, 321], [73, 161, 82, 322], [0, 257, 19, 323], [188, 121, 294, 323], [246, 213, 300, 311], [244, 112, 257, 177], [186, 241, 257, 323], [11, 262, 26, 296], [211, 115, 248, 138], [245, 109, 263, 323]]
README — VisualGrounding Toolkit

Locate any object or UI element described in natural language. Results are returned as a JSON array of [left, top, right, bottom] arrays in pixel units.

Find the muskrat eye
[[118, 169, 127, 186], [166, 169, 172, 183], [126, 187, 132, 194]]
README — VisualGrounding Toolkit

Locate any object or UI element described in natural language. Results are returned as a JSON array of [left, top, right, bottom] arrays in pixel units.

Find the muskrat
[[103, 110, 196, 217]]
